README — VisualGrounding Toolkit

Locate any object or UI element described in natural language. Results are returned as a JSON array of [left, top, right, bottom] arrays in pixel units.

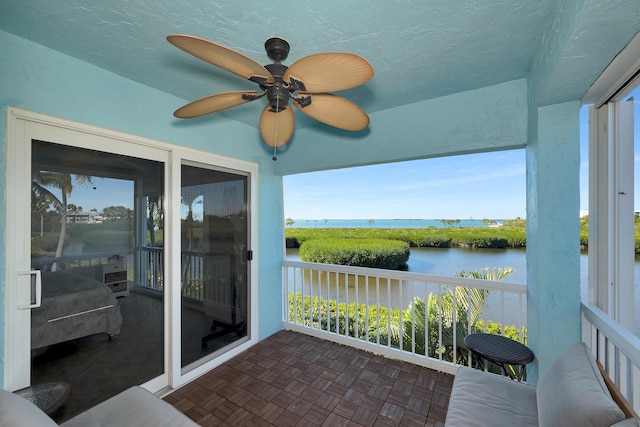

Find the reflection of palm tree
[[32, 172, 92, 271], [147, 196, 162, 247], [32, 192, 49, 237], [180, 194, 203, 289], [181, 195, 202, 252]]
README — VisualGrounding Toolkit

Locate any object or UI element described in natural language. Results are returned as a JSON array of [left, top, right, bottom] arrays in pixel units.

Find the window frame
[[585, 32, 640, 333]]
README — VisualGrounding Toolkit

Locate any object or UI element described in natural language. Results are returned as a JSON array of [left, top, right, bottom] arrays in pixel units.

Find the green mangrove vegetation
[[286, 220, 527, 250], [299, 238, 410, 270], [287, 215, 640, 253]]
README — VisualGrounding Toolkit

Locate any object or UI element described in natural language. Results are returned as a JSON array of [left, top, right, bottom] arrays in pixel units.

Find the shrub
[[288, 292, 526, 368], [81, 229, 131, 252], [456, 236, 509, 249], [288, 293, 401, 341], [475, 320, 526, 343], [285, 226, 527, 249], [416, 236, 452, 247], [31, 233, 67, 255], [501, 229, 527, 247], [299, 238, 410, 270]]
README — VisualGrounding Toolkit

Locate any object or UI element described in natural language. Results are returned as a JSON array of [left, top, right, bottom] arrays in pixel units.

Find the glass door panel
[[181, 164, 249, 369], [30, 140, 165, 421]]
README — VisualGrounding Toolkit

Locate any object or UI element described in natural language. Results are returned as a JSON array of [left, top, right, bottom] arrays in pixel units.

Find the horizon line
[[286, 217, 522, 221]]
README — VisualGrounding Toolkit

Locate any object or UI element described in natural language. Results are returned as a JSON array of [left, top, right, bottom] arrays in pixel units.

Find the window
[[587, 68, 640, 336]]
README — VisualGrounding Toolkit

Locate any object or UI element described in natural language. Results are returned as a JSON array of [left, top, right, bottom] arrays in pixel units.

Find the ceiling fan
[[167, 34, 374, 159]]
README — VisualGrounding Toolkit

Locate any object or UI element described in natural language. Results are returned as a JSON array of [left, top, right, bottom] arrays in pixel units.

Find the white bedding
[[31, 271, 123, 349]]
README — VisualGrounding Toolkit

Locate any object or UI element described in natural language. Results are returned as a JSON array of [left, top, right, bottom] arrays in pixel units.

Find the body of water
[[287, 247, 562, 285], [286, 247, 640, 333], [289, 218, 501, 228]]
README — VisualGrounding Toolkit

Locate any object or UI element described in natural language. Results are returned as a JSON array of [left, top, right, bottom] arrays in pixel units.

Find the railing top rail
[[283, 260, 526, 294], [39, 251, 132, 263], [581, 302, 640, 367], [138, 246, 163, 252]]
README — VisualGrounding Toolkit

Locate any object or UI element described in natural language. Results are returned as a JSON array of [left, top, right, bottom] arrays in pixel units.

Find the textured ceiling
[[1, 1, 638, 130]]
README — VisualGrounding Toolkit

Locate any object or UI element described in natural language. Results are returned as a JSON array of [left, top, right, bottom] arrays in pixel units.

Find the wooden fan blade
[[174, 91, 259, 118], [168, 34, 274, 83], [284, 52, 374, 93], [259, 104, 295, 147], [294, 93, 369, 131]]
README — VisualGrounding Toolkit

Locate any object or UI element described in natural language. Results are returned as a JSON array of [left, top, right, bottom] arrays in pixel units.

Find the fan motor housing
[[264, 63, 291, 111], [266, 83, 290, 111]]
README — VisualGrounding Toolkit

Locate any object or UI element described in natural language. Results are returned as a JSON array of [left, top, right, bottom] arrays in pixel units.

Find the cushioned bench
[[445, 342, 640, 427], [0, 385, 198, 426]]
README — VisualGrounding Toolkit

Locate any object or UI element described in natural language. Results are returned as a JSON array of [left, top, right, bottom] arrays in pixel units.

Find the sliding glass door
[[28, 140, 166, 420], [180, 163, 249, 370], [6, 108, 258, 418]]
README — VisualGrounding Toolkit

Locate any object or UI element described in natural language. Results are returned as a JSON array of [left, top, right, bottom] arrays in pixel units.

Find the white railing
[[137, 247, 164, 291], [283, 260, 527, 375], [582, 302, 640, 414], [32, 251, 128, 272], [137, 248, 233, 302]]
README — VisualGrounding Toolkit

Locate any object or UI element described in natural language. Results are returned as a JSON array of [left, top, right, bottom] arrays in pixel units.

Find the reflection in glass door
[[180, 164, 249, 369], [30, 140, 165, 421]]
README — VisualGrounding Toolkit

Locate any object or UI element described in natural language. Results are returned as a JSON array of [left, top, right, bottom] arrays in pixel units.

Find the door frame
[[170, 153, 259, 387], [4, 107, 259, 392]]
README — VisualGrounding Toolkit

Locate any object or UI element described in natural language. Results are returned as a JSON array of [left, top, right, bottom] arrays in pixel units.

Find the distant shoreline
[[285, 224, 526, 249], [286, 218, 508, 229]]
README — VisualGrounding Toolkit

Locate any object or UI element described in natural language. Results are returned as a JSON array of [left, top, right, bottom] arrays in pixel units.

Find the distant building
[[66, 210, 103, 223]]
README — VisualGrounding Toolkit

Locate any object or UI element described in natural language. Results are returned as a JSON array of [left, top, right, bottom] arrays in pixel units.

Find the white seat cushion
[[60, 386, 198, 427], [537, 342, 625, 427], [445, 366, 538, 427], [0, 389, 58, 427]]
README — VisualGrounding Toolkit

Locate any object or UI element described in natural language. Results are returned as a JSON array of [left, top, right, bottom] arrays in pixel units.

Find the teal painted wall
[[0, 30, 286, 385], [275, 79, 529, 175]]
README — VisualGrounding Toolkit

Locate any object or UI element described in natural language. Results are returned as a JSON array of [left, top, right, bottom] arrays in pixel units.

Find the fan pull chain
[[273, 97, 279, 161]]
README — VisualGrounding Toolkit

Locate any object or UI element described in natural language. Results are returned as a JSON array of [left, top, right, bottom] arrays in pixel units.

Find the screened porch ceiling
[[1, 1, 637, 132]]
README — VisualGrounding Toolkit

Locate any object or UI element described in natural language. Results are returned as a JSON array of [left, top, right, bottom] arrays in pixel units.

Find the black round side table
[[464, 333, 534, 381]]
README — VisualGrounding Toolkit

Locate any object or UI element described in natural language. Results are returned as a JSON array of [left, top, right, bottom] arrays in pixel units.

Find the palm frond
[[455, 266, 514, 281]]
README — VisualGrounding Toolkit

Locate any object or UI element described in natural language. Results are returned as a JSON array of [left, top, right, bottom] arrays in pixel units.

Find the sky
[[283, 105, 604, 221], [284, 150, 528, 220], [66, 177, 134, 211]]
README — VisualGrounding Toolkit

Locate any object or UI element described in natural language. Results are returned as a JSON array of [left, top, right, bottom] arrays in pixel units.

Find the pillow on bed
[[0, 389, 57, 427], [537, 342, 625, 427]]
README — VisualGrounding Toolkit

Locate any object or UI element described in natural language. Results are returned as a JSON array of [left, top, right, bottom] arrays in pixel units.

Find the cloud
[[284, 150, 528, 219]]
